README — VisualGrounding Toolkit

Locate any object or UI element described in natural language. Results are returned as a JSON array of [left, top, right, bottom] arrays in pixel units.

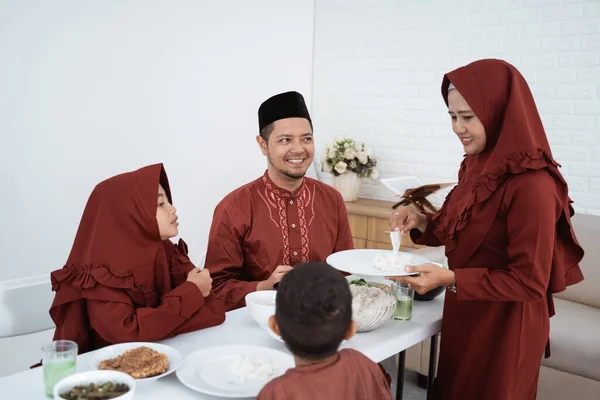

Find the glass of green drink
[[391, 282, 414, 321], [42, 340, 78, 397]]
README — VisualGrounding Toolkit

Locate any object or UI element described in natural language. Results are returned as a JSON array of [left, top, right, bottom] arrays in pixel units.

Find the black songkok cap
[[258, 91, 311, 131]]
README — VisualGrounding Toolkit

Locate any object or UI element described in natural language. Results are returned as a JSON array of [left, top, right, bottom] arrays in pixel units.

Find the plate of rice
[[176, 345, 293, 398], [326, 249, 429, 277]]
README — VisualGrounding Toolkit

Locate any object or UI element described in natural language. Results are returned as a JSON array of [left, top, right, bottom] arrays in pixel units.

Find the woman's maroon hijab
[[434, 59, 583, 297], [49, 164, 176, 352]]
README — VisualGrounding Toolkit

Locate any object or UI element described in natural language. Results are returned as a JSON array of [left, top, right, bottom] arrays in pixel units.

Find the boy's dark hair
[[275, 262, 352, 361]]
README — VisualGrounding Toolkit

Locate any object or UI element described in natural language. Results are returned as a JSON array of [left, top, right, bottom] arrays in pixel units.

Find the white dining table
[[0, 294, 444, 400]]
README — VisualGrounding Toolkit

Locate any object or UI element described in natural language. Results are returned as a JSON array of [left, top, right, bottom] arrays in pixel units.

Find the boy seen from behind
[[257, 262, 393, 400]]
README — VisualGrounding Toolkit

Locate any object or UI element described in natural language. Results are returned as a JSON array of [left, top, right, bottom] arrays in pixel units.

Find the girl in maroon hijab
[[49, 164, 225, 353], [389, 59, 584, 399]]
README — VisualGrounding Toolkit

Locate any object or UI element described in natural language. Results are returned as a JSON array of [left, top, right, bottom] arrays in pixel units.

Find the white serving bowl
[[53, 370, 135, 400], [353, 302, 397, 332], [245, 290, 276, 330], [350, 283, 397, 332]]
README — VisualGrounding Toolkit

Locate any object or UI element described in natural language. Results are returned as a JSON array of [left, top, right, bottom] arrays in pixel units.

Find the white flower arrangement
[[320, 136, 379, 179]]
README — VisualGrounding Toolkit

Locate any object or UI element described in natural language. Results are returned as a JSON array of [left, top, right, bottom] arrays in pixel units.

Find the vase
[[332, 172, 362, 202]]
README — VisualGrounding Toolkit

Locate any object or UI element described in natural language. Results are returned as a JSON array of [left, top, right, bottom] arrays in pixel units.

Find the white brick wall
[[312, 0, 600, 215]]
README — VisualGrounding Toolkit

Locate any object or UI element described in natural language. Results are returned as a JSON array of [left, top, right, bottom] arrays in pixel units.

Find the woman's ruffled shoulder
[[433, 148, 562, 251], [50, 264, 135, 291]]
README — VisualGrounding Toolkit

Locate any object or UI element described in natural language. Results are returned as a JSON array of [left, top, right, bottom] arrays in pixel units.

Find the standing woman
[[389, 59, 584, 399], [50, 164, 225, 353]]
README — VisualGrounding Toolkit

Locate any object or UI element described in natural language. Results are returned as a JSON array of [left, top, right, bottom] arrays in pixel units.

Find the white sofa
[[538, 214, 600, 400]]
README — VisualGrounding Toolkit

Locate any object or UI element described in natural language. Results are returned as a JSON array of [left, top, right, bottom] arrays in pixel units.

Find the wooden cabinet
[[345, 198, 424, 250]]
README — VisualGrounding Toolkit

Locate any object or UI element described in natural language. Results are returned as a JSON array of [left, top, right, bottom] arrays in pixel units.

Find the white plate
[[176, 345, 294, 398], [80, 342, 182, 383], [327, 249, 429, 277]]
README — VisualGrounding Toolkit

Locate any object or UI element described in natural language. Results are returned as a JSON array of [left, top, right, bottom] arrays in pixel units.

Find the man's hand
[[257, 265, 294, 291]]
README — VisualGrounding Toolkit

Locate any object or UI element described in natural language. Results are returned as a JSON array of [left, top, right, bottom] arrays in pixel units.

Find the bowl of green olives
[[53, 370, 135, 400]]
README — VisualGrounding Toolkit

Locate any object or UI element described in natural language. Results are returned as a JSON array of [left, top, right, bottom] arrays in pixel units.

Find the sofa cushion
[[555, 214, 600, 309], [538, 365, 600, 400], [541, 298, 600, 381]]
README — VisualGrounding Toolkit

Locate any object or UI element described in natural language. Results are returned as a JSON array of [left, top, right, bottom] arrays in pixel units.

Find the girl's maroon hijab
[[49, 164, 177, 352], [434, 59, 583, 298]]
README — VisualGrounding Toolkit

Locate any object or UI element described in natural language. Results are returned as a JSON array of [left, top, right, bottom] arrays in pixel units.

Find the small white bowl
[[53, 370, 135, 400], [245, 290, 276, 330]]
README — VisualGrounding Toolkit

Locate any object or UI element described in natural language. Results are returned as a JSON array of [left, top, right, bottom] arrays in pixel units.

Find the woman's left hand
[[386, 263, 455, 295]]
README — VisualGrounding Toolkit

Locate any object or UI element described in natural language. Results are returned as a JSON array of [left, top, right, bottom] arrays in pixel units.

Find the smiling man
[[204, 91, 354, 311]]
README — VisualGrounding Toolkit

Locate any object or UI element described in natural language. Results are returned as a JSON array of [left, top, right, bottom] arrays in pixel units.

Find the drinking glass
[[391, 282, 414, 321], [42, 340, 78, 397]]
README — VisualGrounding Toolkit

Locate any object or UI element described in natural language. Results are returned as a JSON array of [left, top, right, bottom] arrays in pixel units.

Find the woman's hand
[[389, 206, 428, 235], [386, 263, 455, 295], [187, 268, 213, 297]]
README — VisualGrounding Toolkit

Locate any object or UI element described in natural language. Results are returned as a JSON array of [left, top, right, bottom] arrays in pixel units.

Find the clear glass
[[391, 282, 414, 321], [42, 340, 78, 397]]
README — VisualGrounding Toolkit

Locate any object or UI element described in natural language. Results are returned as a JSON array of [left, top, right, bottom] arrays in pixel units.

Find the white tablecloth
[[0, 295, 444, 399]]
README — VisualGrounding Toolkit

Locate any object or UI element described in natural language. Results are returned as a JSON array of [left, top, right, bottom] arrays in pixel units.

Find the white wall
[[0, 0, 315, 377], [313, 0, 600, 215], [0, 0, 315, 281]]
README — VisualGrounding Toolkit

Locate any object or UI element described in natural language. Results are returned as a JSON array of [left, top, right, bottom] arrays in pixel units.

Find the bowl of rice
[[350, 281, 397, 332]]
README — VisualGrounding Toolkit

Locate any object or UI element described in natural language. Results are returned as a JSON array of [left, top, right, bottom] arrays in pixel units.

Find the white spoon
[[389, 231, 401, 254]]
